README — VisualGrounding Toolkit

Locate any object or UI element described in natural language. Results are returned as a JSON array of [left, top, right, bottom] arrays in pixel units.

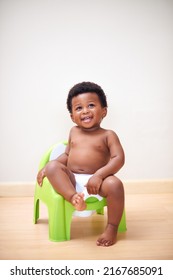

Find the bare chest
[[70, 134, 108, 153]]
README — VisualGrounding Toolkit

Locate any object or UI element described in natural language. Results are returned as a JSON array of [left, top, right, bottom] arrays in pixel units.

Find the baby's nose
[[83, 107, 89, 113]]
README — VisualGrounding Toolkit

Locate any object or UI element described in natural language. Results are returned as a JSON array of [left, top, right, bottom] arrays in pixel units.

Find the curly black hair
[[66, 81, 107, 113]]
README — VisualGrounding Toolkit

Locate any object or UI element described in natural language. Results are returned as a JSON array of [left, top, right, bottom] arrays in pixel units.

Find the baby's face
[[70, 92, 107, 130]]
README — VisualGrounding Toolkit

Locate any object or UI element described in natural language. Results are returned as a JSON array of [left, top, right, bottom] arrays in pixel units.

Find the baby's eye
[[75, 106, 82, 111], [88, 103, 95, 108]]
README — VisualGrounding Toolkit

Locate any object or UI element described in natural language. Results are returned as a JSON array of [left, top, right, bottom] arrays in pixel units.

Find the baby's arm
[[55, 145, 69, 166], [95, 130, 125, 179], [86, 130, 125, 194], [37, 168, 46, 186], [36, 146, 70, 186], [37, 135, 71, 186]]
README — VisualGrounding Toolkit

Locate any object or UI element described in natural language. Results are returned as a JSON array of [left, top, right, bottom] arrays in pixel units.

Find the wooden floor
[[0, 181, 173, 260]]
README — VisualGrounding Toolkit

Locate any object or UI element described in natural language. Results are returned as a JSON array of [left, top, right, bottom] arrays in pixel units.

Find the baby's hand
[[37, 168, 46, 187], [86, 175, 103, 195]]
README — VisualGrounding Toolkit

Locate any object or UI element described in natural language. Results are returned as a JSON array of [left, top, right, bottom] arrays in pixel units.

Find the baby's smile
[[81, 116, 93, 123]]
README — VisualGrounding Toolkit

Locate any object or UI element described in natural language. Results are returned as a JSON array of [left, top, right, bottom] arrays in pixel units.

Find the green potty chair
[[33, 142, 127, 242]]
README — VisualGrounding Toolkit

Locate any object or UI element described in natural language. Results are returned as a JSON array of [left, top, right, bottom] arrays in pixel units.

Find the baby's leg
[[97, 176, 124, 246], [45, 161, 86, 211]]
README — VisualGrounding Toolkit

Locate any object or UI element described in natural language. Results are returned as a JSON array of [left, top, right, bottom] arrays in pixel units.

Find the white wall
[[0, 0, 173, 182]]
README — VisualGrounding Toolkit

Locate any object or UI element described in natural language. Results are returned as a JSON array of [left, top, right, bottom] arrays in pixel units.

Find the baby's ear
[[70, 113, 75, 123], [102, 107, 107, 118]]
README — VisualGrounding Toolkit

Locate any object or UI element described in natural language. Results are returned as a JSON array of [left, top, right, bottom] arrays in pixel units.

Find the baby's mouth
[[81, 116, 93, 123]]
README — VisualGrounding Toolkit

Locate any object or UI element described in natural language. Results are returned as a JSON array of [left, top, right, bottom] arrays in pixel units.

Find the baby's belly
[[67, 158, 96, 173], [68, 165, 94, 174], [67, 153, 108, 174]]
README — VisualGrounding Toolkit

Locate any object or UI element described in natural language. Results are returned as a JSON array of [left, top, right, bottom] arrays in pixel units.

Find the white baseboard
[[0, 179, 173, 197]]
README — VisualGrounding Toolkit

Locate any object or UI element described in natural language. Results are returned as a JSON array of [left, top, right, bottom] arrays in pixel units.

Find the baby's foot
[[96, 224, 118, 247], [71, 193, 86, 211]]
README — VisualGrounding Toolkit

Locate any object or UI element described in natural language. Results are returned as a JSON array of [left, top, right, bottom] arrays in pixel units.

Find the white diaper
[[74, 173, 102, 201], [73, 173, 103, 217]]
